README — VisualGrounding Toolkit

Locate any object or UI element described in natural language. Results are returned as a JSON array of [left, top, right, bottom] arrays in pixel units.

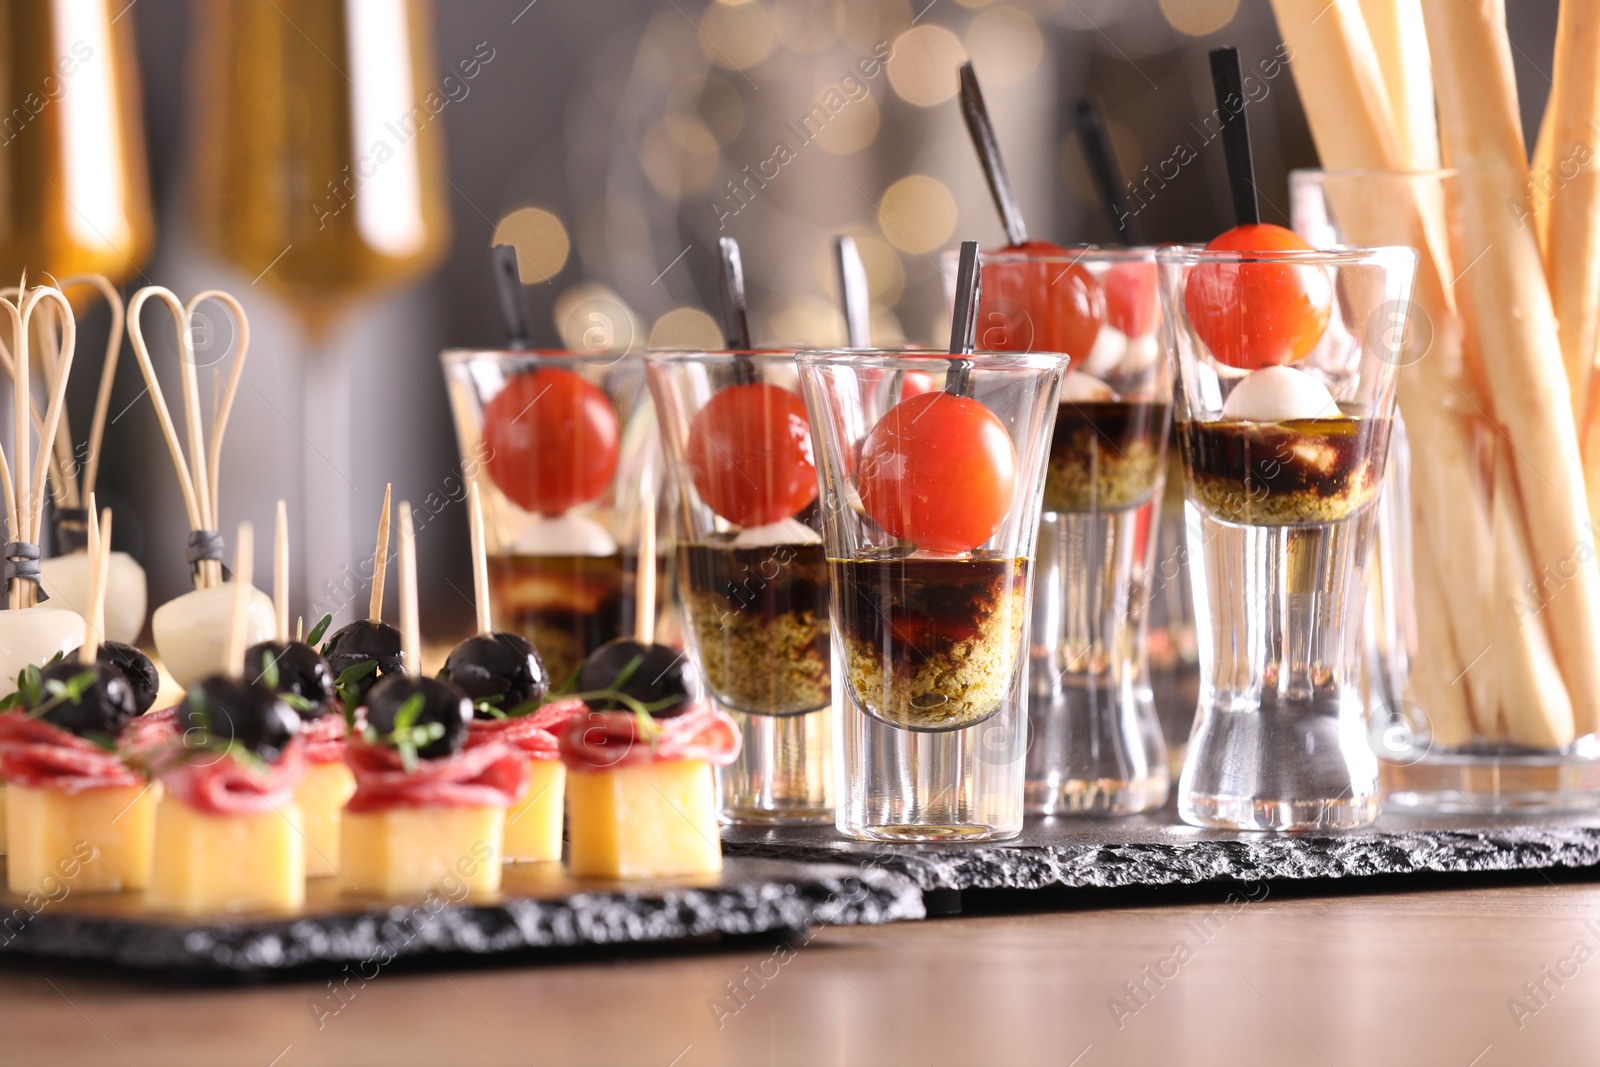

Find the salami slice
[[0, 712, 142, 793], [301, 712, 348, 765], [466, 697, 584, 761], [559, 702, 742, 772], [344, 737, 530, 813], [154, 738, 307, 815]]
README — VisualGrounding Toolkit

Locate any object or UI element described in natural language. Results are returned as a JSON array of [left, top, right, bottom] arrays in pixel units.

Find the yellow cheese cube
[[295, 762, 356, 878], [340, 806, 503, 897], [566, 759, 722, 879], [0, 783, 8, 854], [147, 797, 305, 914], [6, 783, 159, 894], [504, 760, 564, 863]]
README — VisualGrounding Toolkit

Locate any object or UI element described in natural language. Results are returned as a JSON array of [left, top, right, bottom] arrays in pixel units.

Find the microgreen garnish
[[335, 659, 379, 724], [363, 692, 445, 773], [2, 665, 101, 720], [306, 614, 333, 648], [258, 650, 281, 691]]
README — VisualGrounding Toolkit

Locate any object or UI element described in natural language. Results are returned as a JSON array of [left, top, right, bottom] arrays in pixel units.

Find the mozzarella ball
[[732, 517, 822, 547], [1222, 365, 1339, 422], [40, 551, 148, 645], [151, 583, 276, 690], [0, 607, 87, 696], [512, 512, 618, 557], [1060, 370, 1118, 403]]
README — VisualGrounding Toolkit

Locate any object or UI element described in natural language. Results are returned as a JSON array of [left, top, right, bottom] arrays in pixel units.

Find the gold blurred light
[[649, 307, 726, 349], [841, 0, 912, 55], [669, 74, 745, 147], [574, 197, 651, 273], [887, 25, 967, 107], [1060, 119, 1144, 203], [555, 284, 640, 354], [870, 305, 907, 345], [878, 175, 958, 254], [815, 95, 881, 155], [954, 0, 996, 7], [492, 207, 571, 284], [1158, 0, 1239, 37], [965, 7, 1042, 86], [699, 0, 777, 70], [641, 115, 720, 199], [767, 297, 847, 347], [817, 228, 905, 305], [773, 0, 843, 53]]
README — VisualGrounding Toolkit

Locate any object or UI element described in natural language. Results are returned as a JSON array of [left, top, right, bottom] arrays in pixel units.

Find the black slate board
[[0, 857, 924, 973], [723, 811, 1600, 894]]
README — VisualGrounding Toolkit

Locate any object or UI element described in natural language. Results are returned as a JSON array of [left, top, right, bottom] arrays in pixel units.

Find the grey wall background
[[89, 0, 1559, 640]]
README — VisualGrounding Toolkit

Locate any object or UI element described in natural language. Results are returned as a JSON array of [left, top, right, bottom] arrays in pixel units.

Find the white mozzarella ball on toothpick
[[733, 517, 822, 548], [1079, 324, 1129, 379], [1059, 370, 1118, 403], [0, 607, 86, 696], [39, 551, 148, 645], [1222, 365, 1339, 423], [512, 511, 618, 556], [151, 582, 275, 690]]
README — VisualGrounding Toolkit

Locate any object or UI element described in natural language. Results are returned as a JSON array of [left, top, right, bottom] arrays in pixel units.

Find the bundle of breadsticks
[[1271, 0, 1600, 748]]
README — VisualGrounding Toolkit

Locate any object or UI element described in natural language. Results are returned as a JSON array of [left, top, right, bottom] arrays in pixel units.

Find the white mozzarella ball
[[732, 517, 822, 547], [0, 607, 86, 695], [1222, 365, 1339, 422], [1059, 370, 1118, 403], [1079, 325, 1129, 378], [512, 512, 619, 557], [151, 583, 276, 690], [40, 551, 148, 645]]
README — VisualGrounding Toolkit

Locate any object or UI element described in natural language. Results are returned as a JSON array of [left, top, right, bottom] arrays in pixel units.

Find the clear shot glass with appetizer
[[645, 237, 833, 825], [1158, 230, 1415, 831], [441, 348, 662, 691], [798, 243, 1065, 842]]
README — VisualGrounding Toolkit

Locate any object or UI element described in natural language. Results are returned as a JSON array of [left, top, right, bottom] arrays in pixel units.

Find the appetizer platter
[[11, 5, 1600, 981]]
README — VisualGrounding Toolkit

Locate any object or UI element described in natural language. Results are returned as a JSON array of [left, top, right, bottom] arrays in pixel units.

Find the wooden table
[[4, 876, 1599, 1066]]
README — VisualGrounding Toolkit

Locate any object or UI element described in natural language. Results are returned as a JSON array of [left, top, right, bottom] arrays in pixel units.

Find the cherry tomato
[[901, 371, 936, 398], [1104, 260, 1158, 338], [687, 383, 817, 527], [857, 391, 1017, 554], [483, 368, 619, 516], [1182, 223, 1332, 370], [976, 241, 1105, 360]]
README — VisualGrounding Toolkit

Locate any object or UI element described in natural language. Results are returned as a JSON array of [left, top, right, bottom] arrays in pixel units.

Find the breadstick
[[1356, 0, 1439, 168], [1407, 539, 1475, 748], [1539, 0, 1600, 422], [1423, 0, 1600, 736]]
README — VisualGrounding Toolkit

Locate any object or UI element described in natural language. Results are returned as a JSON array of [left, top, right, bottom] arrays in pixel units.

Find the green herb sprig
[[362, 692, 446, 773]]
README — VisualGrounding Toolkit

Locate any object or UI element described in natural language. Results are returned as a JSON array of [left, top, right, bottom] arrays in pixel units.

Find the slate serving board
[[724, 811, 1600, 894], [0, 857, 924, 973]]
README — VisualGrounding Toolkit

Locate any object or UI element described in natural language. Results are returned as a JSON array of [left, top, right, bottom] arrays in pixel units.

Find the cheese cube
[[0, 784, 8, 854], [6, 783, 159, 894], [147, 797, 305, 913], [295, 762, 356, 878], [566, 759, 722, 879], [504, 761, 565, 863], [340, 807, 503, 897]]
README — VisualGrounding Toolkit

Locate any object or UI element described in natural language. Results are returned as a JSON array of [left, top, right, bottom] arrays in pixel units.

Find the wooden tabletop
[[3, 876, 1598, 1066]]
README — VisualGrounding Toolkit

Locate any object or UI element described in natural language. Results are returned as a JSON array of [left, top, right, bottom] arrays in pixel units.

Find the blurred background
[[0, 0, 1561, 639]]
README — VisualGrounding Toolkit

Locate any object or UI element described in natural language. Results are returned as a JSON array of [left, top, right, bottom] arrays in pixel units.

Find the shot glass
[[441, 350, 664, 686], [1157, 244, 1416, 831], [646, 351, 833, 825], [944, 247, 1174, 816], [798, 349, 1065, 842]]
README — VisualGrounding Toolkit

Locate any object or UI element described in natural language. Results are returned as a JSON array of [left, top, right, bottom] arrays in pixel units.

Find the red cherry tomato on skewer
[[483, 368, 620, 517], [976, 241, 1105, 360], [857, 391, 1017, 554], [687, 382, 817, 528], [901, 371, 936, 397], [1182, 223, 1332, 370]]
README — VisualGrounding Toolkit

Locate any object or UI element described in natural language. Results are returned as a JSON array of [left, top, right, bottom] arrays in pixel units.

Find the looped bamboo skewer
[[0, 280, 78, 610], [126, 286, 251, 590]]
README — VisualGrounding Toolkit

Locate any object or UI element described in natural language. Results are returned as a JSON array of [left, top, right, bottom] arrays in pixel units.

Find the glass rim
[[938, 245, 1156, 265], [1154, 244, 1417, 268], [1289, 166, 1523, 181], [642, 348, 801, 365], [795, 348, 1069, 370], [440, 347, 641, 366]]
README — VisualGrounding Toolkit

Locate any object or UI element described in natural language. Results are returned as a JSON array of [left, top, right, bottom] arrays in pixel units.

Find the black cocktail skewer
[[945, 240, 982, 398], [490, 244, 532, 349], [1073, 97, 1145, 245]]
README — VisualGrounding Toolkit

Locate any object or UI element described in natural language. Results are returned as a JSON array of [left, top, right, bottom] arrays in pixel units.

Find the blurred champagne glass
[[188, 0, 449, 617], [0, 0, 154, 284]]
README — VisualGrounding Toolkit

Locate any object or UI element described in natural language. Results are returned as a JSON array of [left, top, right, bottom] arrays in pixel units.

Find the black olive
[[176, 676, 300, 764], [27, 659, 137, 739], [97, 642, 159, 716], [246, 640, 335, 720], [578, 639, 693, 719], [439, 632, 547, 719], [364, 674, 472, 760], [321, 620, 404, 703]]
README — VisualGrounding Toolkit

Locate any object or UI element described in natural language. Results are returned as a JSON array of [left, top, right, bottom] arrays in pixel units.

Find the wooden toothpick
[[224, 522, 253, 679], [635, 479, 656, 646], [467, 482, 491, 636], [274, 499, 289, 643], [79, 497, 111, 665], [369, 483, 392, 623], [397, 502, 420, 677]]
